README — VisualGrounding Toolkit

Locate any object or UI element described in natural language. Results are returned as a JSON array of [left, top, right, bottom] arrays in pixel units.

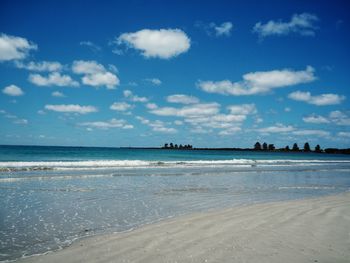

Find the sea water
[[0, 145, 350, 261]]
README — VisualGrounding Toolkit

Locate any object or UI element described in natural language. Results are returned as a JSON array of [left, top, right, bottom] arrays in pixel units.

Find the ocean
[[1, 145, 350, 262]]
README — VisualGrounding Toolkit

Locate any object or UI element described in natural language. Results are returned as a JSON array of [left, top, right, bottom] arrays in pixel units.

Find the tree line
[[162, 143, 193, 149], [254, 142, 321, 152]]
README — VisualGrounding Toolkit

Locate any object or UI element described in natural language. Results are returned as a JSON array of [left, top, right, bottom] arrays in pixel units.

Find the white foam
[[0, 159, 349, 171]]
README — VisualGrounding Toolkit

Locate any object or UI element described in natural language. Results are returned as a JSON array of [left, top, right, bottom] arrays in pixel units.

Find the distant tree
[[262, 142, 268, 151], [304, 142, 311, 152], [315, 144, 321, 153], [254, 142, 261, 150], [179, 144, 183, 149], [175, 144, 178, 149], [285, 145, 290, 151], [169, 143, 174, 148], [164, 143, 168, 148], [292, 143, 299, 151], [268, 144, 275, 151]]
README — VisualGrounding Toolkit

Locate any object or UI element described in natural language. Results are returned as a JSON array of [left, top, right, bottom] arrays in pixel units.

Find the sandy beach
[[17, 192, 350, 263]]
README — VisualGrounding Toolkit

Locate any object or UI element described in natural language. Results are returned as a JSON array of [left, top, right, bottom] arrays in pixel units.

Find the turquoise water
[[0, 145, 350, 261]]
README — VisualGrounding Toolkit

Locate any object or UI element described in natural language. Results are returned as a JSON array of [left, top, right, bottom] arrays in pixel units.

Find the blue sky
[[0, 0, 349, 148]]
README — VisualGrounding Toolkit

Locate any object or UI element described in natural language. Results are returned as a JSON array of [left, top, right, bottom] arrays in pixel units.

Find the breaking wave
[[1, 159, 350, 172]]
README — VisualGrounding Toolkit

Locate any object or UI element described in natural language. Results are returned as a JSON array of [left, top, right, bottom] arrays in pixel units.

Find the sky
[[0, 0, 349, 148]]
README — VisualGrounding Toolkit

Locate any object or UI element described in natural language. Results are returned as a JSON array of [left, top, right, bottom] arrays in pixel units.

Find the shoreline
[[16, 192, 350, 263]]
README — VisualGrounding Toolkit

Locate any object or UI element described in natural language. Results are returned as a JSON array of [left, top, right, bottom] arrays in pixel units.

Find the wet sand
[[18, 192, 350, 263]]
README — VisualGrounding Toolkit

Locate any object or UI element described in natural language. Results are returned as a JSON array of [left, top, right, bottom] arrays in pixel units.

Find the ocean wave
[[0, 159, 350, 172]]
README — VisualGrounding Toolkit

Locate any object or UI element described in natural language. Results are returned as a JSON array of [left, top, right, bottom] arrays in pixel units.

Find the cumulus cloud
[[218, 127, 242, 136], [29, 72, 79, 87], [0, 33, 37, 61], [2, 85, 24, 96], [136, 116, 177, 133], [117, 29, 190, 59], [72, 60, 119, 89], [15, 61, 63, 72], [198, 66, 315, 96], [146, 103, 158, 110], [123, 90, 148, 102], [150, 102, 256, 136], [166, 94, 200, 104], [292, 129, 330, 137], [253, 13, 319, 38], [45, 104, 98, 114], [302, 114, 330, 124], [338, 132, 350, 138], [227, 104, 257, 115], [288, 91, 345, 105], [150, 103, 220, 118], [145, 78, 162, 85], [51, 91, 65, 97], [303, 111, 350, 126], [328, 111, 350, 126], [258, 124, 295, 133], [78, 118, 133, 130], [110, 102, 133, 111]]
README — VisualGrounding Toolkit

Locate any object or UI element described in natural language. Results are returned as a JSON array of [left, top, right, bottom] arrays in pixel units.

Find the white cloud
[[218, 127, 241, 136], [329, 111, 350, 126], [0, 110, 28, 125], [79, 41, 101, 52], [284, 107, 291, 112], [13, 119, 28, 125], [123, 90, 148, 102], [110, 102, 133, 111], [292, 129, 330, 137], [150, 102, 258, 136], [117, 29, 190, 59], [0, 33, 37, 61], [302, 111, 350, 126], [338, 132, 350, 138], [166, 94, 200, 104], [2, 85, 24, 96], [15, 61, 63, 72], [190, 126, 211, 134], [152, 126, 177, 133], [146, 103, 158, 110], [196, 21, 233, 37], [258, 124, 295, 133], [51, 91, 65, 97], [253, 13, 319, 38], [136, 116, 177, 133], [29, 72, 79, 87], [72, 60, 119, 89], [198, 66, 315, 96], [213, 22, 233, 36], [78, 118, 133, 130], [150, 102, 220, 118], [227, 104, 256, 115], [174, 120, 183, 125], [288, 91, 346, 106], [145, 78, 162, 85], [302, 114, 330, 124], [45, 104, 98, 114]]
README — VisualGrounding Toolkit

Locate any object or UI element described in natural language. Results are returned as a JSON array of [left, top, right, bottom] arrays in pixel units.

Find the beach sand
[[18, 193, 350, 263]]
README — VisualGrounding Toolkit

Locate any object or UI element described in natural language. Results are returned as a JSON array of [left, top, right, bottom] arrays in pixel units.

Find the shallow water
[[0, 146, 350, 261]]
